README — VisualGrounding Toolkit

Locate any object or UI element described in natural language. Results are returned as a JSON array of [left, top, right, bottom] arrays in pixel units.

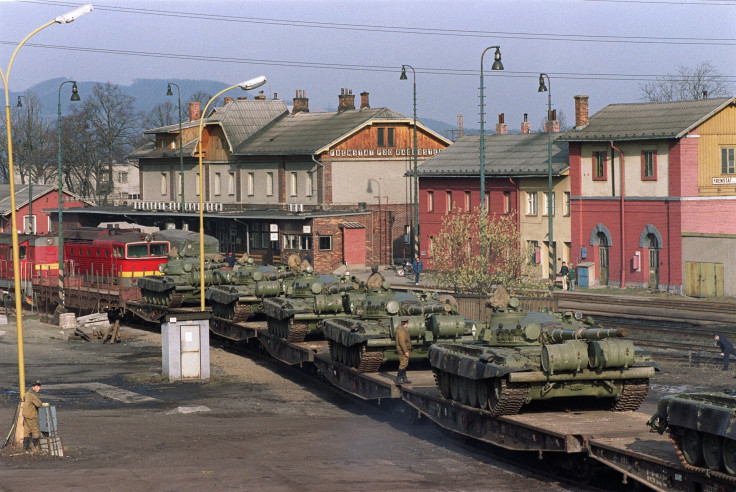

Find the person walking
[[714, 332, 734, 371], [395, 319, 412, 384], [412, 256, 423, 286], [22, 381, 44, 453], [559, 261, 569, 290], [567, 263, 576, 291], [365, 264, 385, 289]]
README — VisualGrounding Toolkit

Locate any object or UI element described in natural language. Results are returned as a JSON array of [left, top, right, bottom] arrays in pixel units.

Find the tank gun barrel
[[265, 270, 296, 281], [404, 302, 448, 316], [548, 327, 629, 342], [325, 283, 355, 294]]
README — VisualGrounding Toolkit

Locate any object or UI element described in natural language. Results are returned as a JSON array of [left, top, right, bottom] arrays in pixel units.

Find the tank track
[[268, 318, 308, 343], [231, 303, 252, 323], [141, 289, 183, 308], [488, 378, 529, 417], [167, 292, 184, 309], [327, 341, 383, 373], [609, 378, 649, 412], [356, 348, 383, 373], [668, 429, 736, 483]]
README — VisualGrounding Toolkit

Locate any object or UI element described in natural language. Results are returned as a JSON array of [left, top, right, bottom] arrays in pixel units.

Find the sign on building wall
[[329, 148, 441, 157], [713, 177, 736, 185]]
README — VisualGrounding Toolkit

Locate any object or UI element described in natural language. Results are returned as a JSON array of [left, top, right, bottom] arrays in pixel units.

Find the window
[[306, 172, 314, 197], [318, 235, 333, 251], [722, 148, 735, 174], [564, 192, 571, 216], [283, 234, 297, 250], [248, 172, 255, 196], [195, 173, 200, 195], [642, 150, 657, 180], [484, 192, 490, 213], [464, 191, 471, 212], [387, 128, 394, 147], [427, 191, 434, 212], [446, 191, 453, 212], [377, 128, 385, 147], [261, 233, 269, 248], [228, 172, 235, 195], [526, 191, 537, 216], [300, 235, 312, 250], [118, 172, 128, 184], [543, 192, 555, 217], [178, 173, 183, 197], [528, 240, 539, 264], [250, 231, 261, 249], [503, 191, 511, 214], [266, 172, 274, 196], [593, 151, 607, 180], [290, 172, 298, 196], [214, 172, 221, 196], [160, 173, 167, 195]]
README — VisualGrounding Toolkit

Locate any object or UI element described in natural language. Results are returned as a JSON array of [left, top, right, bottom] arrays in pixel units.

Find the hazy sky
[[1, 0, 735, 130]]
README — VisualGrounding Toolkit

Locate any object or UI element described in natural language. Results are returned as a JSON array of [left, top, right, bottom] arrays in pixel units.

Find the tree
[[639, 61, 733, 102], [143, 100, 177, 129], [430, 208, 537, 294], [189, 90, 222, 113]]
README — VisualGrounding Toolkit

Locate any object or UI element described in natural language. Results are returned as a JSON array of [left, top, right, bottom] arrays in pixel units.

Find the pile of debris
[[63, 313, 126, 343]]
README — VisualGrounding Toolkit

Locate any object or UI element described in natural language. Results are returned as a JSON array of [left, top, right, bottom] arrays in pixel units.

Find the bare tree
[[143, 100, 178, 129], [189, 90, 222, 113], [640, 61, 733, 102]]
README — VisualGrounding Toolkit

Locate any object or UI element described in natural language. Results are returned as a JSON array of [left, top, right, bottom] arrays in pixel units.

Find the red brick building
[[0, 184, 89, 235]]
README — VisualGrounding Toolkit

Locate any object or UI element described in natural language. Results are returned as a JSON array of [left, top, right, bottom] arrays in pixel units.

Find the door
[[648, 234, 659, 289], [685, 262, 724, 298], [598, 233, 609, 285], [180, 324, 201, 379]]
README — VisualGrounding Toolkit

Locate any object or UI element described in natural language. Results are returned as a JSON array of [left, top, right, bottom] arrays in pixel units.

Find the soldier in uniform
[[395, 318, 412, 384], [365, 265, 385, 289], [22, 380, 44, 452]]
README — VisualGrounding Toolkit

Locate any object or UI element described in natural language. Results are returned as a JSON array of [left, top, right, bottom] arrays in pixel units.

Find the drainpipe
[[611, 141, 625, 288], [311, 154, 325, 210]]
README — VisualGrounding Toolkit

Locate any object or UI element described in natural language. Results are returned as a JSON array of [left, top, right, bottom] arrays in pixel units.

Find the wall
[[697, 104, 736, 196], [682, 234, 736, 296]]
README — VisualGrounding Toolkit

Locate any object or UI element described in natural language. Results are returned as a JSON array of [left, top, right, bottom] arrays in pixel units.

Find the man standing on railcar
[[395, 318, 412, 385], [714, 332, 734, 371]]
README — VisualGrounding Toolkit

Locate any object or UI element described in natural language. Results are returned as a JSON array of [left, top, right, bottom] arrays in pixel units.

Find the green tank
[[647, 391, 736, 475], [428, 297, 657, 416], [320, 289, 470, 373], [263, 275, 367, 343], [138, 232, 227, 308]]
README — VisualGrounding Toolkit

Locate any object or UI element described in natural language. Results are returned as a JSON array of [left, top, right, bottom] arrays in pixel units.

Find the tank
[[320, 289, 470, 373], [138, 231, 227, 308], [647, 391, 736, 475], [263, 275, 366, 343], [428, 295, 657, 416]]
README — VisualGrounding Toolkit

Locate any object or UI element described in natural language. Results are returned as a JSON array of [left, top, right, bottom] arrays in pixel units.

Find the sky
[[1, 0, 735, 132]]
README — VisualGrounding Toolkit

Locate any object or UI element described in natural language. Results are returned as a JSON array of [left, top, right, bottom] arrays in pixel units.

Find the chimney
[[338, 88, 355, 112], [360, 91, 370, 109], [188, 101, 201, 122], [574, 95, 589, 129], [224, 97, 233, 105], [273, 93, 278, 100], [495, 113, 508, 135], [544, 109, 561, 133], [292, 90, 309, 114], [255, 90, 266, 101], [703, 90, 708, 99], [521, 113, 530, 134]]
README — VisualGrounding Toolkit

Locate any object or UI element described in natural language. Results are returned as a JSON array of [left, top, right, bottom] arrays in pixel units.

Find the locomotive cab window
[[114, 246, 123, 258], [150, 243, 169, 256], [127, 244, 149, 258], [18, 246, 26, 260]]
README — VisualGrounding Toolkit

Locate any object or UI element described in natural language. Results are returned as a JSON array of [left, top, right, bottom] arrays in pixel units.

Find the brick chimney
[[360, 91, 370, 109], [292, 90, 309, 114], [255, 90, 266, 100], [189, 101, 200, 122], [495, 113, 508, 135], [224, 97, 233, 105], [338, 88, 355, 112], [574, 95, 589, 129], [544, 109, 561, 133], [521, 113, 530, 134]]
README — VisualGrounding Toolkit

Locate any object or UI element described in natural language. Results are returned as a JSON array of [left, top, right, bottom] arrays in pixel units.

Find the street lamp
[[479, 46, 503, 211], [166, 82, 184, 211], [58, 81, 81, 309], [0, 3, 93, 401], [538, 73, 555, 282], [16, 95, 33, 233], [400, 64, 419, 260], [197, 76, 266, 311]]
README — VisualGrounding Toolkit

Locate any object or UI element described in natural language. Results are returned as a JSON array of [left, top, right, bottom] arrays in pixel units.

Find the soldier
[[567, 263, 576, 291], [365, 264, 385, 289], [714, 332, 734, 371], [22, 380, 44, 452], [225, 252, 235, 268], [395, 318, 412, 384]]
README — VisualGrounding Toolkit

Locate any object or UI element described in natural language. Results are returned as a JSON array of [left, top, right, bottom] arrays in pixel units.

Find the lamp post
[[58, 81, 81, 309], [479, 46, 503, 211], [538, 73, 555, 282], [197, 76, 266, 311], [16, 95, 33, 233], [166, 82, 184, 211], [366, 178, 383, 263], [400, 64, 419, 260], [0, 3, 93, 401]]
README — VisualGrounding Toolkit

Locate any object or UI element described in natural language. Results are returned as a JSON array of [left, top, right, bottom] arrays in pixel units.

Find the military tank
[[320, 289, 470, 373], [647, 391, 736, 475], [138, 231, 228, 308], [263, 274, 366, 343], [428, 294, 657, 416]]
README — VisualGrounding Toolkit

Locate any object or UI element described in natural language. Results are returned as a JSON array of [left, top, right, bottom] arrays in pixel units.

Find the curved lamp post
[[538, 73, 555, 282], [16, 95, 33, 233], [197, 76, 266, 311], [58, 80, 81, 309], [166, 82, 184, 211], [400, 64, 419, 260], [479, 46, 503, 211], [0, 3, 93, 400]]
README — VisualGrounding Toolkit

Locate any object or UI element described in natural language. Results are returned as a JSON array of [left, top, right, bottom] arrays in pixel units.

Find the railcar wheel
[[450, 374, 460, 401], [467, 379, 479, 408], [703, 433, 724, 471], [722, 438, 736, 475], [476, 380, 489, 410], [681, 429, 703, 466], [458, 377, 469, 405]]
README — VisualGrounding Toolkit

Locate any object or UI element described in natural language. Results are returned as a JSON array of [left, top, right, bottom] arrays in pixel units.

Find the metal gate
[[685, 261, 723, 298]]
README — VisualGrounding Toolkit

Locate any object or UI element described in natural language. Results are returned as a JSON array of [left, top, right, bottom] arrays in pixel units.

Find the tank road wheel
[[328, 340, 337, 362], [450, 374, 460, 401], [680, 429, 704, 466], [458, 377, 470, 405], [487, 378, 529, 417], [702, 433, 724, 471], [440, 372, 452, 399], [476, 380, 489, 410], [467, 379, 479, 408], [722, 438, 736, 475]]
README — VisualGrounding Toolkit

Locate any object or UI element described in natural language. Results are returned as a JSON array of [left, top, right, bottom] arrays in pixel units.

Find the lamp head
[[238, 76, 267, 91], [16, 96, 22, 108], [55, 3, 93, 24], [538, 74, 548, 93], [166, 84, 173, 96], [491, 47, 504, 71], [366, 180, 373, 193], [400, 66, 408, 80], [70, 82, 80, 102]]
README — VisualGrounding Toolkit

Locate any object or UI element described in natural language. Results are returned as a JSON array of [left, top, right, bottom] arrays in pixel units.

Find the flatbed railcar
[[206, 313, 736, 491]]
